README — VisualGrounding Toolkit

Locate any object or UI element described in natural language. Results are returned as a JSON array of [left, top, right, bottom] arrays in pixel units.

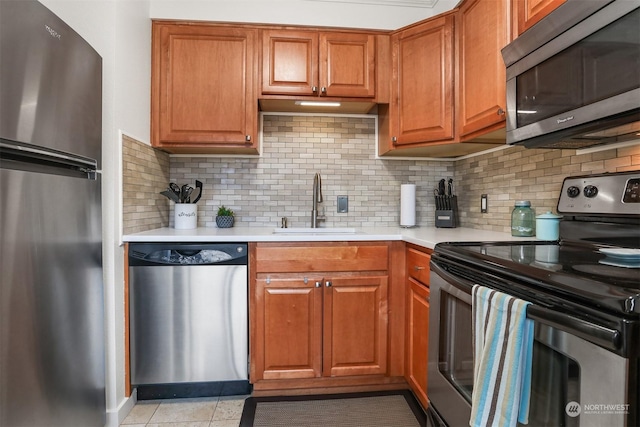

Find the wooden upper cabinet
[[261, 29, 318, 96], [513, 0, 566, 37], [390, 14, 455, 146], [151, 22, 258, 154], [262, 29, 376, 98], [320, 32, 376, 98], [456, 0, 510, 141]]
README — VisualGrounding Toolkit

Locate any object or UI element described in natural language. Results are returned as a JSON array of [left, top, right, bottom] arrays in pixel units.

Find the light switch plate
[[481, 194, 488, 213], [338, 196, 348, 213]]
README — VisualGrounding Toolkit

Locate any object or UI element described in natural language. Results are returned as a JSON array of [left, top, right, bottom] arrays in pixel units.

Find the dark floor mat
[[240, 390, 426, 427]]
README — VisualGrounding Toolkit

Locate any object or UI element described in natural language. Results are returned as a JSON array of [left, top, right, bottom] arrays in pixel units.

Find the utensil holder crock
[[174, 204, 197, 229]]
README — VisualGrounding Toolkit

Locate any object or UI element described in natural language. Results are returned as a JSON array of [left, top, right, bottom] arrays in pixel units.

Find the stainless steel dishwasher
[[129, 242, 249, 399]]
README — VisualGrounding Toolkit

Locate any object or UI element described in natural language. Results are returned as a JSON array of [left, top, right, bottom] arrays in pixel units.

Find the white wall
[[150, 0, 459, 29], [37, 1, 150, 425]]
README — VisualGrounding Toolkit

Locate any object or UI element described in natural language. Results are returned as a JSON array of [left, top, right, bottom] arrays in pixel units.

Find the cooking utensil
[[184, 186, 194, 203], [160, 189, 180, 203], [192, 180, 203, 204], [180, 184, 192, 203], [189, 187, 201, 204], [169, 182, 181, 200]]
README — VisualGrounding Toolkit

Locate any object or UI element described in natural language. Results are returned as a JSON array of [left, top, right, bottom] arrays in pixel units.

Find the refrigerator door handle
[[0, 139, 98, 178]]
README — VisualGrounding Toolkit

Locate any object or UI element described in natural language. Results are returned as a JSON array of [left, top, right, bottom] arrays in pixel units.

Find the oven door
[[428, 259, 631, 427]]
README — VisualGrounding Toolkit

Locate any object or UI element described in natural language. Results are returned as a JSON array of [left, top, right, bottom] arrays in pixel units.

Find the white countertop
[[123, 226, 531, 249]]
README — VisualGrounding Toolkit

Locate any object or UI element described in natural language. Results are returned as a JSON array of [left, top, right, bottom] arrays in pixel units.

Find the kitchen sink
[[272, 227, 358, 234]]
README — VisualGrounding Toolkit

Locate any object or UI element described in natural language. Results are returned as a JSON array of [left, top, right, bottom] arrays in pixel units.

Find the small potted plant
[[216, 205, 235, 228]]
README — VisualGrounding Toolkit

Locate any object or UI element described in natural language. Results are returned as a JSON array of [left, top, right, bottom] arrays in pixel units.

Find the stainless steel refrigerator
[[0, 1, 106, 426]]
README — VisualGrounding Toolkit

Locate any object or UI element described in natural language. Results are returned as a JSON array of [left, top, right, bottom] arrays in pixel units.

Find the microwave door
[[503, 0, 640, 149]]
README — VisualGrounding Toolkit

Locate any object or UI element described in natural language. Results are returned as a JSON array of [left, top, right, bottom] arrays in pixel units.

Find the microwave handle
[[430, 259, 621, 353]]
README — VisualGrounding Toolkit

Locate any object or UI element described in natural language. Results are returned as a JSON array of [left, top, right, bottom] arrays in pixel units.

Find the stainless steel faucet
[[311, 172, 324, 228]]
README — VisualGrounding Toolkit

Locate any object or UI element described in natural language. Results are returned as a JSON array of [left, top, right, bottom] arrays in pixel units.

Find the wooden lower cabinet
[[406, 278, 430, 409], [405, 244, 432, 409], [259, 277, 323, 380], [324, 275, 388, 377], [256, 274, 388, 380], [250, 241, 403, 393]]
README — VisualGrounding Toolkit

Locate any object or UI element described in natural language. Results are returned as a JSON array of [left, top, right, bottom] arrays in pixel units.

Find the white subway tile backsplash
[[122, 114, 640, 234], [169, 114, 452, 228]]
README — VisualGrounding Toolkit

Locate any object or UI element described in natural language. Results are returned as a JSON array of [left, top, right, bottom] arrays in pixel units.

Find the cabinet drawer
[[406, 247, 431, 285], [255, 243, 389, 273]]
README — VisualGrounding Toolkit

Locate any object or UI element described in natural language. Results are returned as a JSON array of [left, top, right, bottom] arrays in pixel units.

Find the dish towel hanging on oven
[[470, 285, 534, 427]]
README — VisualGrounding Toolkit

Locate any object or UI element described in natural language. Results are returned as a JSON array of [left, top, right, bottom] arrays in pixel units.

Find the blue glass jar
[[511, 200, 535, 237]]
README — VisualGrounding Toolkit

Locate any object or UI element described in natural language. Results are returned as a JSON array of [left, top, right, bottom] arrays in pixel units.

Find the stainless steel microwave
[[502, 0, 640, 149]]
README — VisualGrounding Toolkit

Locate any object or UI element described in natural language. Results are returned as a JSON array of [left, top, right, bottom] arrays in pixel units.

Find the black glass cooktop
[[434, 241, 640, 316]]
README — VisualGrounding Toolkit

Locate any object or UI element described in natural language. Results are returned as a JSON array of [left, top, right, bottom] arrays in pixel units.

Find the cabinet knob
[[392, 136, 397, 143], [315, 281, 322, 288], [325, 281, 332, 287], [312, 86, 318, 93], [497, 108, 505, 116], [413, 265, 425, 271], [321, 87, 327, 94], [245, 135, 251, 142]]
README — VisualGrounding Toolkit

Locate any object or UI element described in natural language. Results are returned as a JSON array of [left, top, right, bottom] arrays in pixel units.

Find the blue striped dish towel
[[470, 285, 534, 427]]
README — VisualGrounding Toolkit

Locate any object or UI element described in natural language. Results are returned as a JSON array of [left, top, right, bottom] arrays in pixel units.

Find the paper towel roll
[[400, 184, 416, 227]]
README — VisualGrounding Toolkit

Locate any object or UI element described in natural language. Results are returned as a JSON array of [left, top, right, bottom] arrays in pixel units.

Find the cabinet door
[[261, 29, 319, 96], [514, 0, 566, 36], [152, 24, 258, 150], [323, 275, 388, 377], [390, 14, 454, 146], [257, 277, 323, 380], [457, 0, 510, 140], [320, 32, 376, 98], [407, 278, 430, 409]]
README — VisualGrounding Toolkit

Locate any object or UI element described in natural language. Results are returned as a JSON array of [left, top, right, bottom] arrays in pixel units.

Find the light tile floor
[[120, 395, 248, 427]]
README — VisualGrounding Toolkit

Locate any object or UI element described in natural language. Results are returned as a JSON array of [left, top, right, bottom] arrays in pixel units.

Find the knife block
[[435, 195, 458, 228]]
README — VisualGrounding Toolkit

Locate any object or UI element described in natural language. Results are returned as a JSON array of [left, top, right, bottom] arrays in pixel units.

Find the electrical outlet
[[338, 196, 348, 213], [481, 194, 488, 213]]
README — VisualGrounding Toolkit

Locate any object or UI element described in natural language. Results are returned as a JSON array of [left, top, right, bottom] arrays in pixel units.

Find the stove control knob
[[583, 185, 598, 198], [567, 186, 581, 198]]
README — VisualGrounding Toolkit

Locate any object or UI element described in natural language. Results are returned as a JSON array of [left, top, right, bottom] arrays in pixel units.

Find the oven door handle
[[430, 259, 621, 352], [526, 305, 620, 352]]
